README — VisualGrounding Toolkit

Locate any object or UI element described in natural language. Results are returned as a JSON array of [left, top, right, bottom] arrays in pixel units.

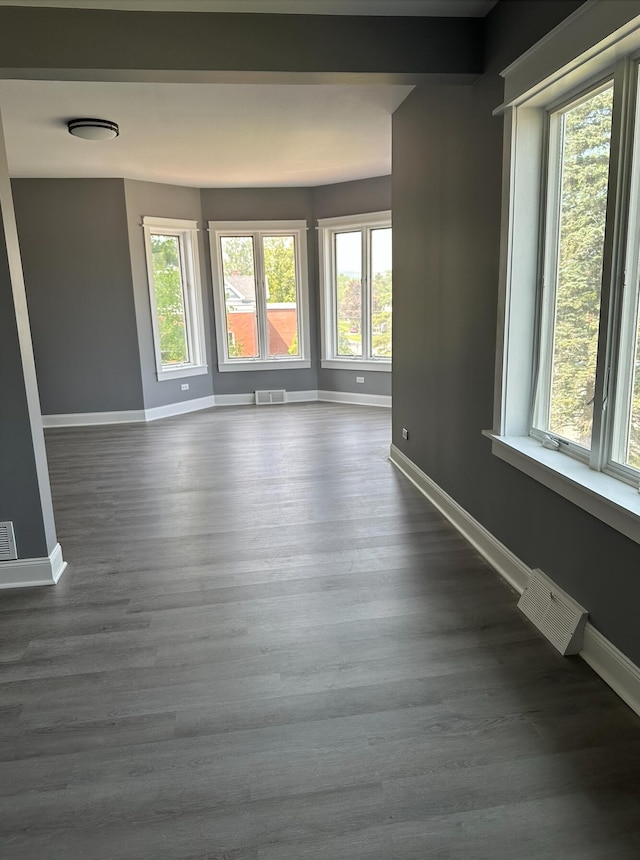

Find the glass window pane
[[335, 231, 362, 357], [150, 233, 189, 367], [546, 85, 613, 448], [263, 235, 299, 358], [370, 227, 392, 358], [220, 236, 259, 359]]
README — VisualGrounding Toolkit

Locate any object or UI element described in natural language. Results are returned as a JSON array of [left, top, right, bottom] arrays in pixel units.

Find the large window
[[492, 7, 640, 544], [318, 211, 392, 372], [209, 221, 310, 372], [143, 216, 207, 381], [533, 83, 614, 456]]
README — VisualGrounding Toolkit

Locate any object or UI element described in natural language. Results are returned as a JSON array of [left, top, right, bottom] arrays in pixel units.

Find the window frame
[[143, 216, 207, 382], [489, 3, 640, 546], [530, 77, 616, 466], [318, 210, 392, 373], [208, 220, 311, 373]]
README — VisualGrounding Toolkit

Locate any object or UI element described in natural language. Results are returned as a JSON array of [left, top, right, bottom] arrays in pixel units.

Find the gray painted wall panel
[[313, 175, 391, 220], [124, 179, 214, 410], [0, 7, 482, 79], [13, 179, 144, 414], [0, 208, 48, 559], [391, 0, 640, 665], [319, 368, 391, 397]]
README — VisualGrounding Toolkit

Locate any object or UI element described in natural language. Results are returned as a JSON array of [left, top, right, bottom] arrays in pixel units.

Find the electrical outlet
[[402, 427, 409, 440], [181, 383, 189, 391], [356, 376, 365, 384]]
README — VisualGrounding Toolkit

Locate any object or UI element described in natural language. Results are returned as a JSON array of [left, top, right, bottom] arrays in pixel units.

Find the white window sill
[[217, 359, 311, 373], [484, 431, 640, 545], [321, 359, 392, 373], [157, 365, 208, 382]]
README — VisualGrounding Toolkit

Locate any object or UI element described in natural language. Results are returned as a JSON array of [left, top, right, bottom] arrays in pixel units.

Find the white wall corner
[[0, 542, 67, 589], [389, 443, 640, 719]]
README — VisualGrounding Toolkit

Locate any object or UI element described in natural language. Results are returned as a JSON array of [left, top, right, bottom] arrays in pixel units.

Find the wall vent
[[517, 568, 588, 655], [0, 522, 17, 562], [255, 389, 287, 405]]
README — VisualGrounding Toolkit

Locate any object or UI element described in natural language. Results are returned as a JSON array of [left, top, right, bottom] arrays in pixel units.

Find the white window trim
[[143, 216, 207, 382], [491, 1, 640, 545], [208, 220, 311, 373], [318, 210, 392, 372]]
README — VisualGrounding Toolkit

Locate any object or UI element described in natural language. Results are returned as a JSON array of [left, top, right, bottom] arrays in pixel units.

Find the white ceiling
[[0, 80, 413, 186], [0, 0, 498, 16], [0, 0, 495, 187]]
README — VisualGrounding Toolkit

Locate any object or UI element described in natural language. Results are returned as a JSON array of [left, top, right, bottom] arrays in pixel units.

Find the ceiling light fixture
[[67, 118, 119, 141]]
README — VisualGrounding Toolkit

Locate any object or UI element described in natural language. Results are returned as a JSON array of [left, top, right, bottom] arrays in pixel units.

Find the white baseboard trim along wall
[[42, 390, 391, 426], [389, 443, 640, 719], [317, 390, 392, 408], [144, 395, 216, 422], [0, 542, 67, 589], [42, 409, 146, 427]]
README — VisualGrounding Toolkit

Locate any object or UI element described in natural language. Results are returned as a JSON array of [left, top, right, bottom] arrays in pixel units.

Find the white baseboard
[[287, 390, 319, 403], [389, 443, 640, 719], [318, 390, 392, 408], [43, 390, 390, 425], [389, 444, 529, 593], [215, 390, 318, 407], [581, 625, 640, 717], [144, 395, 216, 422], [0, 542, 67, 589], [213, 393, 255, 406], [42, 410, 145, 428]]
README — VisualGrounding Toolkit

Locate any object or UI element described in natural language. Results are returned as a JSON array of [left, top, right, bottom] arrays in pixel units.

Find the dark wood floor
[[1, 403, 639, 859]]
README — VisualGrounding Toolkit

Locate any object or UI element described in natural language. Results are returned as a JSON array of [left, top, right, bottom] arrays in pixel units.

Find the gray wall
[[13, 179, 143, 414], [392, 0, 640, 666], [313, 176, 392, 397], [124, 179, 214, 410], [0, 6, 482, 80], [0, 206, 49, 558]]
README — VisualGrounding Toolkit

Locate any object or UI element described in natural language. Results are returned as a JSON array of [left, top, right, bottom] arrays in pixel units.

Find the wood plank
[[1, 403, 639, 859]]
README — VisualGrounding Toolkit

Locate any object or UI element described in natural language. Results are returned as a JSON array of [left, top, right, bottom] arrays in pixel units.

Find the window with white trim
[[209, 220, 310, 372], [143, 216, 207, 381], [492, 4, 640, 544], [318, 211, 392, 372]]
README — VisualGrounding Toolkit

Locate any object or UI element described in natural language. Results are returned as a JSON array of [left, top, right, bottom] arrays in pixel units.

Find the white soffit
[[0, 0, 498, 16], [0, 80, 413, 186]]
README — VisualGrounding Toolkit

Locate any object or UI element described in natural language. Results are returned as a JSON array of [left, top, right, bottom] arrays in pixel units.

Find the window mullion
[[332, 232, 340, 359], [591, 59, 636, 471], [254, 233, 269, 361], [178, 233, 194, 365], [533, 112, 564, 436], [362, 229, 371, 360]]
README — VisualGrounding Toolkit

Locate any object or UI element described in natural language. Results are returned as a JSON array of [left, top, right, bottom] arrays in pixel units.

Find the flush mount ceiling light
[[67, 118, 119, 141]]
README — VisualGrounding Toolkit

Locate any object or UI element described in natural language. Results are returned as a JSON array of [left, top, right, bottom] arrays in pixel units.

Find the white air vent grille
[[255, 389, 287, 405], [517, 568, 588, 655], [0, 522, 17, 561]]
